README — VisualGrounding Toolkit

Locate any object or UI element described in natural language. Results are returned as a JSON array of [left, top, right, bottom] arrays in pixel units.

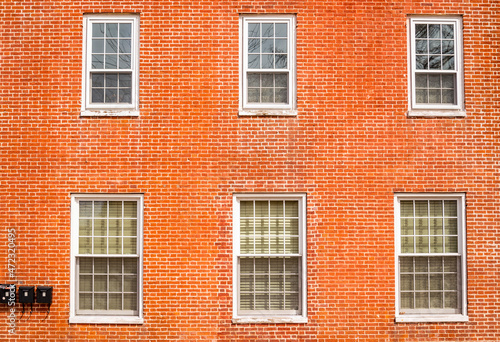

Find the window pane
[[119, 23, 132, 38], [106, 23, 118, 37], [92, 23, 105, 37]]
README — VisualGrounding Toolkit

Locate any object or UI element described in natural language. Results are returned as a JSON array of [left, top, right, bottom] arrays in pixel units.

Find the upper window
[[82, 15, 139, 116], [70, 194, 143, 324], [233, 194, 307, 323], [240, 15, 296, 115], [408, 17, 464, 116], [395, 194, 467, 323]]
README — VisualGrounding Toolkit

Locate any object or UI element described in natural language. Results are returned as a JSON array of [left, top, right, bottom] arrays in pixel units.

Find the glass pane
[[416, 89, 428, 104], [106, 73, 118, 87], [91, 89, 105, 104], [94, 219, 107, 236], [124, 258, 138, 274], [123, 219, 137, 236], [414, 201, 428, 217], [247, 74, 260, 88], [445, 236, 458, 253], [442, 40, 454, 55], [109, 275, 122, 292], [269, 201, 283, 216], [442, 89, 454, 104], [285, 258, 299, 273], [400, 274, 414, 291], [429, 201, 442, 216], [416, 55, 428, 70], [79, 219, 92, 236], [285, 218, 298, 236], [119, 23, 132, 37], [428, 74, 441, 88], [119, 54, 131, 69], [444, 274, 457, 291], [262, 88, 273, 102], [415, 74, 427, 88], [123, 201, 137, 218], [248, 88, 259, 103], [124, 293, 137, 311], [261, 73, 274, 87], [270, 294, 284, 310], [79, 293, 93, 310], [94, 258, 107, 273], [92, 54, 104, 69], [240, 275, 253, 292], [94, 293, 107, 310], [80, 258, 93, 273], [285, 274, 299, 292], [80, 201, 93, 217], [240, 258, 254, 273], [79, 275, 92, 292], [261, 38, 273, 53], [415, 257, 428, 272], [255, 218, 268, 235], [275, 55, 287, 69], [92, 23, 105, 37], [416, 236, 429, 253], [442, 24, 454, 39], [123, 237, 137, 254], [400, 257, 413, 273], [430, 292, 443, 308], [106, 23, 118, 37], [415, 24, 427, 38], [105, 89, 117, 103], [445, 292, 458, 309], [262, 23, 274, 37], [429, 55, 441, 70], [400, 292, 414, 309], [255, 258, 268, 273], [275, 23, 287, 37], [430, 274, 443, 290], [269, 218, 283, 235], [415, 274, 428, 291], [108, 201, 122, 217], [109, 219, 121, 236], [442, 56, 455, 71], [429, 257, 443, 272], [445, 218, 458, 235], [429, 40, 441, 54], [275, 38, 287, 53], [106, 38, 117, 53], [262, 54, 274, 69], [430, 236, 443, 253], [124, 275, 137, 292], [415, 292, 429, 308], [429, 24, 441, 38], [109, 293, 122, 310], [429, 218, 442, 235], [401, 237, 414, 253], [248, 23, 260, 37], [119, 74, 132, 88], [443, 257, 457, 272], [109, 258, 122, 273], [415, 218, 428, 235], [240, 294, 253, 310], [94, 275, 107, 292], [105, 54, 117, 69], [108, 237, 122, 254], [255, 201, 268, 217], [94, 201, 107, 217], [415, 39, 427, 54], [269, 275, 283, 292], [92, 39, 104, 53], [248, 54, 260, 69], [255, 294, 268, 310], [429, 89, 441, 103], [94, 237, 107, 254], [444, 201, 457, 216], [275, 74, 288, 88], [285, 236, 299, 254]]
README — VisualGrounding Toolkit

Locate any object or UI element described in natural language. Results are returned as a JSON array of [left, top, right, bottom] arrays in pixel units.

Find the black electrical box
[[0, 284, 16, 304], [36, 286, 53, 304], [19, 286, 35, 304]]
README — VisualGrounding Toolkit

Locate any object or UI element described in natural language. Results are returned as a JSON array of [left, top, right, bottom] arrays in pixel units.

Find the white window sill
[[407, 109, 466, 118], [239, 109, 297, 117], [232, 316, 307, 324], [81, 109, 139, 117], [69, 316, 144, 324], [395, 314, 468, 323]]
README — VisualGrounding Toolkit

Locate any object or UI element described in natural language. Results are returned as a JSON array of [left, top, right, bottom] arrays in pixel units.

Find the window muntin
[[83, 15, 139, 114], [409, 17, 463, 113], [240, 15, 296, 113], [71, 195, 143, 323], [395, 194, 467, 322], [233, 194, 306, 323]]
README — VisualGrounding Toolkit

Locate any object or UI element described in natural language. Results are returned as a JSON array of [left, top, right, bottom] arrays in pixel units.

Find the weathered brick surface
[[0, 0, 499, 340]]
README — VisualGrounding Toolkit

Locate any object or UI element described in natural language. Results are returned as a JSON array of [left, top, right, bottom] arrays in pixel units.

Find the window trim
[[394, 193, 468, 323], [407, 16, 465, 117], [232, 193, 307, 323], [81, 14, 140, 117], [69, 193, 144, 324], [239, 14, 297, 116]]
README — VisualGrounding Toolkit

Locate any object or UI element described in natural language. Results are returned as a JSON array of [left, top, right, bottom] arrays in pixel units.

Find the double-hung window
[[408, 17, 464, 116], [395, 194, 467, 322], [240, 15, 296, 115], [70, 194, 143, 324], [233, 194, 307, 323], [82, 15, 139, 116]]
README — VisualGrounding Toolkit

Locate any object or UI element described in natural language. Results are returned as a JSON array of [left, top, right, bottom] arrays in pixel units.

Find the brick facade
[[1, 0, 499, 340]]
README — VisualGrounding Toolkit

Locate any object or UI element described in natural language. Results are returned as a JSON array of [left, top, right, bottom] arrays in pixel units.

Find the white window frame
[[81, 14, 140, 116], [394, 193, 467, 323], [407, 16, 465, 117], [239, 15, 297, 116], [69, 193, 144, 324], [232, 193, 307, 324]]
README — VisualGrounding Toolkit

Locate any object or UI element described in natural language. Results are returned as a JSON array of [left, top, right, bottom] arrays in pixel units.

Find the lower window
[[395, 194, 467, 322], [70, 194, 143, 324], [233, 194, 307, 323]]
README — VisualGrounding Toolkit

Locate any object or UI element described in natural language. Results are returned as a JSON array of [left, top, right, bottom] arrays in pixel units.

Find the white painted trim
[[232, 193, 307, 323], [407, 16, 464, 114], [81, 14, 140, 115], [239, 15, 297, 114], [69, 193, 144, 324], [394, 193, 467, 323]]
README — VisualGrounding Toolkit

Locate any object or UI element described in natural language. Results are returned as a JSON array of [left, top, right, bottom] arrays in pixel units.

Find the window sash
[[395, 194, 466, 319], [83, 15, 139, 111], [233, 194, 306, 320], [409, 17, 463, 111], [241, 15, 295, 111]]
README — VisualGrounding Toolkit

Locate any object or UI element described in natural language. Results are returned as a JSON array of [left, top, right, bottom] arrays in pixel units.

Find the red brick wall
[[0, 0, 499, 340]]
